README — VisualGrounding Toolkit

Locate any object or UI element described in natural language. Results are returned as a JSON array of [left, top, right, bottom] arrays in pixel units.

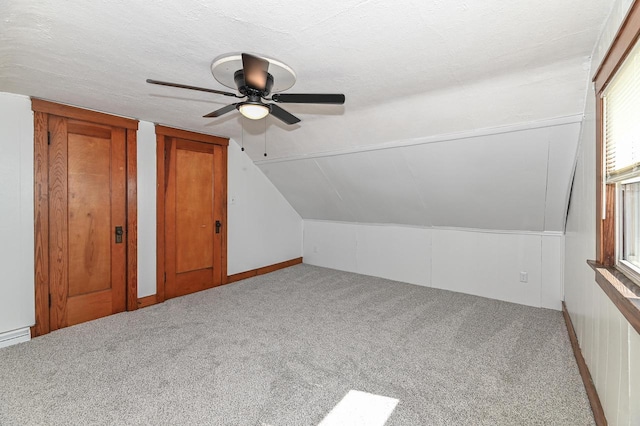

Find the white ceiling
[[0, 0, 614, 232], [1, 0, 609, 160]]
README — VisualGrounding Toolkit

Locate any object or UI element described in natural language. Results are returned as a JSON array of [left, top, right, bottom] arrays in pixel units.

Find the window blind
[[603, 37, 640, 184]]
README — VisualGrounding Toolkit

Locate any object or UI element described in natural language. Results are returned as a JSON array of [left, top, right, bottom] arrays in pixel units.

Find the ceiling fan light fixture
[[238, 103, 269, 120], [148, 52, 344, 125]]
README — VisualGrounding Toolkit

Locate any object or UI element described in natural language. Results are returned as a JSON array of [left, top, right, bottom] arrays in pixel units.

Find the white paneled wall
[[541, 235, 564, 310], [564, 0, 640, 424], [356, 225, 431, 286], [304, 221, 431, 286], [303, 221, 360, 274], [305, 220, 563, 310], [0, 93, 34, 341], [431, 229, 545, 307]]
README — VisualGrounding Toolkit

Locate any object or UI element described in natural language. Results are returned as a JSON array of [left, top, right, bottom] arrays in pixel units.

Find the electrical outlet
[[519, 272, 528, 283]]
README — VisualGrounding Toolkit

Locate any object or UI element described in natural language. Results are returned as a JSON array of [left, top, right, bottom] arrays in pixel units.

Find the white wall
[[0, 93, 34, 340], [227, 139, 303, 275], [564, 0, 640, 424], [136, 121, 157, 298], [0, 95, 303, 344], [304, 220, 563, 310], [303, 221, 431, 286]]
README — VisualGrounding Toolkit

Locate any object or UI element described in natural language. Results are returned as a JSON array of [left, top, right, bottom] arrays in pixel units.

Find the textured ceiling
[[0, 0, 610, 161], [0, 0, 615, 232]]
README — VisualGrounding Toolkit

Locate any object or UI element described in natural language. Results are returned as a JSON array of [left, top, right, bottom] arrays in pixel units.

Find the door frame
[[32, 99, 139, 337], [155, 125, 228, 303]]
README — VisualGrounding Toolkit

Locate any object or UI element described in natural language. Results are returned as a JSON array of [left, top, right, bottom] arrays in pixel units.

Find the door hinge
[[47, 132, 51, 145], [48, 293, 51, 307], [164, 272, 166, 283]]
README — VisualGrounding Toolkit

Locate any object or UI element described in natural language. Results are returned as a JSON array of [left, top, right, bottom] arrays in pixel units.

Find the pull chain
[[241, 117, 245, 151], [263, 116, 267, 157]]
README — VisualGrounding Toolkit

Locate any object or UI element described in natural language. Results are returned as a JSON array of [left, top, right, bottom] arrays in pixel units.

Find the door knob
[[115, 226, 124, 243]]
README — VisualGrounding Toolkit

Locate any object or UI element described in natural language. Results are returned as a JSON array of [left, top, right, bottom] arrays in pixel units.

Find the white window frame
[[616, 181, 640, 285]]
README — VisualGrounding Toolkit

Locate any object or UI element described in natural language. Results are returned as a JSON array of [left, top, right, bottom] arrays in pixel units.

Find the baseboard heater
[[0, 327, 31, 349]]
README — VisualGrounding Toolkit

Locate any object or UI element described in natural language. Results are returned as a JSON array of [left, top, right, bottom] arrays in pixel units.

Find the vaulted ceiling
[[0, 0, 613, 232]]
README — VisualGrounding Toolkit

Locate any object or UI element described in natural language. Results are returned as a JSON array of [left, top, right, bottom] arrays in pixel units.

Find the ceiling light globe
[[239, 103, 269, 120]]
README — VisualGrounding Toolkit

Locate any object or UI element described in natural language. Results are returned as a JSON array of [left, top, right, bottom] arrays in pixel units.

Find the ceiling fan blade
[[146, 79, 242, 98], [203, 103, 238, 118], [269, 104, 301, 125], [271, 93, 345, 104], [242, 53, 269, 91]]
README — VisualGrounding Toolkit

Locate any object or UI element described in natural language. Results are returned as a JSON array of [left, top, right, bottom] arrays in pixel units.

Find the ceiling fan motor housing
[[147, 52, 344, 125], [234, 70, 274, 96]]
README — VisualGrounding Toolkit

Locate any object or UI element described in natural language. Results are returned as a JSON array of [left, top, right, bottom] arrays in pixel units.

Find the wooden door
[[164, 137, 226, 299], [48, 115, 127, 329]]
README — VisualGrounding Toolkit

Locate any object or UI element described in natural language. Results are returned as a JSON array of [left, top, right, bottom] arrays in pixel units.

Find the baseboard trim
[[136, 257, 303, 307], [0, 327, 31, 349], [227, 257, 303, 284], [137, 294, 158, 309], [562, 302, 607, 426]]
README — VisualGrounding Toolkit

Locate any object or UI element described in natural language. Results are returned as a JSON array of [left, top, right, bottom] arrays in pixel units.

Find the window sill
[[587, 260, 640, 335]]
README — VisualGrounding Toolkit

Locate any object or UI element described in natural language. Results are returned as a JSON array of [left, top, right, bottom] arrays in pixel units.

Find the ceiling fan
[[146, 53, 345, 125]]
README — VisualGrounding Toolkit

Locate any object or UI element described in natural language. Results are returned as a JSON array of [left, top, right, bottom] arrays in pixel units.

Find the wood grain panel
[[32, 99, 138, 335], [67, 133, 112, 296], [227, 258, 303, 283], [155, 125, 228, 146], [67, 120, 112, 139], [215, 145, 227, 283], [164, 137, 177, 299], [593, 1, 640, 93], [32, 99, 138, 130], [602, 185, 616, 268], [596, 97, 604, 265], [175, 148, 214, 273], [126, 128, 138, 311], [66, 290, 113, 326], [137, 294, 157, 309], [173, 268, 216, 298], [110, 127, 127, 314], [155, 134, 166, 303], [33, 111, 50, 337], [589, 260, 640, 335], [48, 116, 69, 330], [156, 125, 228, 301]]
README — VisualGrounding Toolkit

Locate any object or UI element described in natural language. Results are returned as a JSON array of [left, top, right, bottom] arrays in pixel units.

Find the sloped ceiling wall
[[237, 57, 590, 160], [259, 119, 581, 232]]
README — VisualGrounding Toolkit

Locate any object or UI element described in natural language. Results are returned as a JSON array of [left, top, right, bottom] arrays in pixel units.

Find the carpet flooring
[[0, 264, 594, 425]]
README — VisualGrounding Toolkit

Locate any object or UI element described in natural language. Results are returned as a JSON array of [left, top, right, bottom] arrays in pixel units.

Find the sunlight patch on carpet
[[318, 390, 399, 426]]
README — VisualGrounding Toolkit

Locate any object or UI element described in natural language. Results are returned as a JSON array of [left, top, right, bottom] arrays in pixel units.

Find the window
[[590, 1, 640, 335], [602, 34, 640, 281], [621, 182, 640, 270]]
